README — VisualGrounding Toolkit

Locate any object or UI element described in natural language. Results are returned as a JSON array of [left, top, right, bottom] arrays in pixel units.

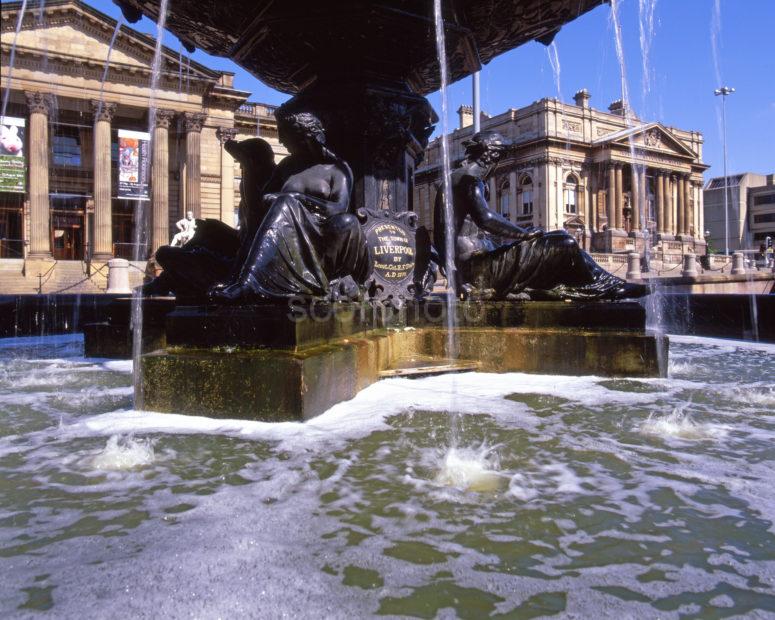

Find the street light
[[714, 85, 735, 255]]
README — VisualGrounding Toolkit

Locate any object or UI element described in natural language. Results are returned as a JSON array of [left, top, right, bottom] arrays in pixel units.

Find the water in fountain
[[2, 332, 775, 616], [132, 0, 170, 407], [1, 0, 29, 121], [610, 0, 667, 373], [94, 18, 124, 120]]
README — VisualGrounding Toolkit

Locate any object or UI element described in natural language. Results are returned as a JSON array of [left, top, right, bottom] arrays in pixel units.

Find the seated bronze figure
[[210, 109, 372, 303], [434, 131, 647, 301], [142, 137, 276, 299]]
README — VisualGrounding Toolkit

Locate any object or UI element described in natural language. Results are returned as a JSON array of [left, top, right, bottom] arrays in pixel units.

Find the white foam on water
[[639, 408, 728, 441], [669, 334, 775, 354], [89, 434, 156, 471], [433, 445, 504, 493]]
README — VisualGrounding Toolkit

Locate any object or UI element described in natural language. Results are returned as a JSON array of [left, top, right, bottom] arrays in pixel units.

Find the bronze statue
[[141, 138, 276, 299], [210, 108, 372, 303], [434, 131, 647, 301]]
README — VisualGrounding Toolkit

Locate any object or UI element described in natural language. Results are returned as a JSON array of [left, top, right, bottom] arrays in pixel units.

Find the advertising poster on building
[[0, 116, 26, 193], [118, 129, 150, 200]]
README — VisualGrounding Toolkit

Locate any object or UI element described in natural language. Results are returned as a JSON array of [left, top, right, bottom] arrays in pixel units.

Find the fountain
[[3, 2, 775, 617], [87, 0, 668, 421]]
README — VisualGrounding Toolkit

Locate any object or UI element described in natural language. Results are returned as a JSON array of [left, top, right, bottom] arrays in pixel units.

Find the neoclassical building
[[415, 91, 709, 257], [0, 0, 285, 280]]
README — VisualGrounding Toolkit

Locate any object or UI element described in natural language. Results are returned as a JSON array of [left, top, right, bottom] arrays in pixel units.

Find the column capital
[[25, 91, 55, 115], [183, 111, 207, 133], [153, 108, 176, 130], [90, 100, 116, 123], [215, 126, 238, 143]]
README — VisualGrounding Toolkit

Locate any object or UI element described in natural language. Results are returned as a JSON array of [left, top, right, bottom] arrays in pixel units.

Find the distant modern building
[[0, 0, 285, 284], [703, 173, 775, 252], [414, 90, 709, 258]]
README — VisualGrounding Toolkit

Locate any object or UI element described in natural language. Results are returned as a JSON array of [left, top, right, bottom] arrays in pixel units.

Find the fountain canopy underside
[[114, 0, 605, 95]]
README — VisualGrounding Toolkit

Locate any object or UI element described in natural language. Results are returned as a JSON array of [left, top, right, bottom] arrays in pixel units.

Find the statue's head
[[186, 210, 194, 219], [275, 108, 327, 155], [224, 137, 275, 173], [462, 131, 509, 166]]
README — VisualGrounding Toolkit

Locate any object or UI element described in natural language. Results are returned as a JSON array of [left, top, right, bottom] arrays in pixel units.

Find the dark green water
[[1, 334, 774, 618]]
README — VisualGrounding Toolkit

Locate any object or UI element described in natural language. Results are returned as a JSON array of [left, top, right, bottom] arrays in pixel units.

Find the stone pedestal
[[681, 253, 698, 278], [731, 252, 746, 276], [602, 228, 629, 253], [626, 252, 642, 280], [106, 258, 131, 293], [139, 300, 666, 421]]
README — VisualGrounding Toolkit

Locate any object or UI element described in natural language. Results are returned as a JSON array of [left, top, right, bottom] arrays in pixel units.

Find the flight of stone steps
[[0, 260, 146, 295]]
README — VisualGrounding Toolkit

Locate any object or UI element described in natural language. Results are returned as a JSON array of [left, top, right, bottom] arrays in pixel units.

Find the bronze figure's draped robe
[[434, 131, 647, 301]]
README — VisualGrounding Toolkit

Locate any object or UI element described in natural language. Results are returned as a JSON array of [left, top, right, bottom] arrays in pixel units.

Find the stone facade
[[703, 173, 775, 252], [415, 91, 709, 258], [0, 0, 285, 267]]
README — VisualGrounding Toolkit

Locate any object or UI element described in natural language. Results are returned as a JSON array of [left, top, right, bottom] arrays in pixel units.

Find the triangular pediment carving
[[1, 0, 219, 83], [594, 122, 697, 159]]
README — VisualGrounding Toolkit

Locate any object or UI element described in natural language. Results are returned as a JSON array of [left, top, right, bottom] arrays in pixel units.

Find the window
[[564, 174, 578, 214], [498, 179, 510, 217], [753, 193, 775, 207], [52, 128, 82, 167], [753, 213, 775, 224], [520, 174, 533, 215]]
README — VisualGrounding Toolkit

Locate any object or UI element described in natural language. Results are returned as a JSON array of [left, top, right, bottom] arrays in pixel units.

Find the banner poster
[[0, 116, 26, 193], [118, 129, 150, 200]]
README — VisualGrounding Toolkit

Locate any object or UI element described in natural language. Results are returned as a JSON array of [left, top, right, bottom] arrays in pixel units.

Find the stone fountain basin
[[138, 300, 666, 421], [113, 0, 605, 94]]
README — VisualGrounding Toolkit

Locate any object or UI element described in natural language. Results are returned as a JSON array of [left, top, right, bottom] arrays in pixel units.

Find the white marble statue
[[171, 211, 197, 247]]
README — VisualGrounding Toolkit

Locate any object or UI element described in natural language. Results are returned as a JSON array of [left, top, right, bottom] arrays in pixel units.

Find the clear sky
[[64, 0, 775, 179]]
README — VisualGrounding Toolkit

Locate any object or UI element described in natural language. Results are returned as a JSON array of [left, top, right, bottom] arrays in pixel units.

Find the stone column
[[216, 127, 238, 225], [183, 112, 207, 218], [683, 174, 692, 236], [25, 92, 55, 258], [655, 172, 665, 235], [631, 166, 641, 231], [488, 177, 497, 211], [589, 167, 597, 232], [90, 100, 116, 259], [663, 174, 673, 236], [151, 109, 175, 253], [615, 163, 624, 230], [607, 163, 616, 230], [676, 174, 685, 236], [508, 170, 517, 223]]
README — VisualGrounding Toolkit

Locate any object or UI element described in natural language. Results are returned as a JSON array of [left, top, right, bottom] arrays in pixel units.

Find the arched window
[[564, 174, 578, 214], [519, 174, 533, 215], [498, 178, 511, 217]]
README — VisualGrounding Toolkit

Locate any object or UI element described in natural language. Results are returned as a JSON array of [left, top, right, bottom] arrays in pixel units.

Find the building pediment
[[593, 122, 697, 159], [1, 0, 220, 86]]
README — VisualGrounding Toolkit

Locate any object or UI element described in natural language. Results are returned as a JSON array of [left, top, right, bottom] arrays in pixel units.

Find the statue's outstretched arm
[[467, 179, 542, 240]]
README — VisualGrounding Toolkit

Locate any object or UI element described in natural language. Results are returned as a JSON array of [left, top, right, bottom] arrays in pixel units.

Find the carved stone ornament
[[216, 127, 238, 143], [359, 208, 419, 308], [183, 112, 207, 133], [90, 100, 117, 123], [154, 108, 176, 129], [24, 91, 55, 115], [644, 128, 661, 147]]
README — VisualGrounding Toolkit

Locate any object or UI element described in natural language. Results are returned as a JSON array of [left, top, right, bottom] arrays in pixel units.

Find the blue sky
[[83, 0, 775, 179]]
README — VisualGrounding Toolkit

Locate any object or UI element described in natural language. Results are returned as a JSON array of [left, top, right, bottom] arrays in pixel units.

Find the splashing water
[[639, 408, 727, 441], [637, 0, 658, 105], [1, 0, 29, 121], [94, 18, 124, 118], [90, 435, 156, 471], [434, 445, 504, 493], [132, 0, 170, 406]]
